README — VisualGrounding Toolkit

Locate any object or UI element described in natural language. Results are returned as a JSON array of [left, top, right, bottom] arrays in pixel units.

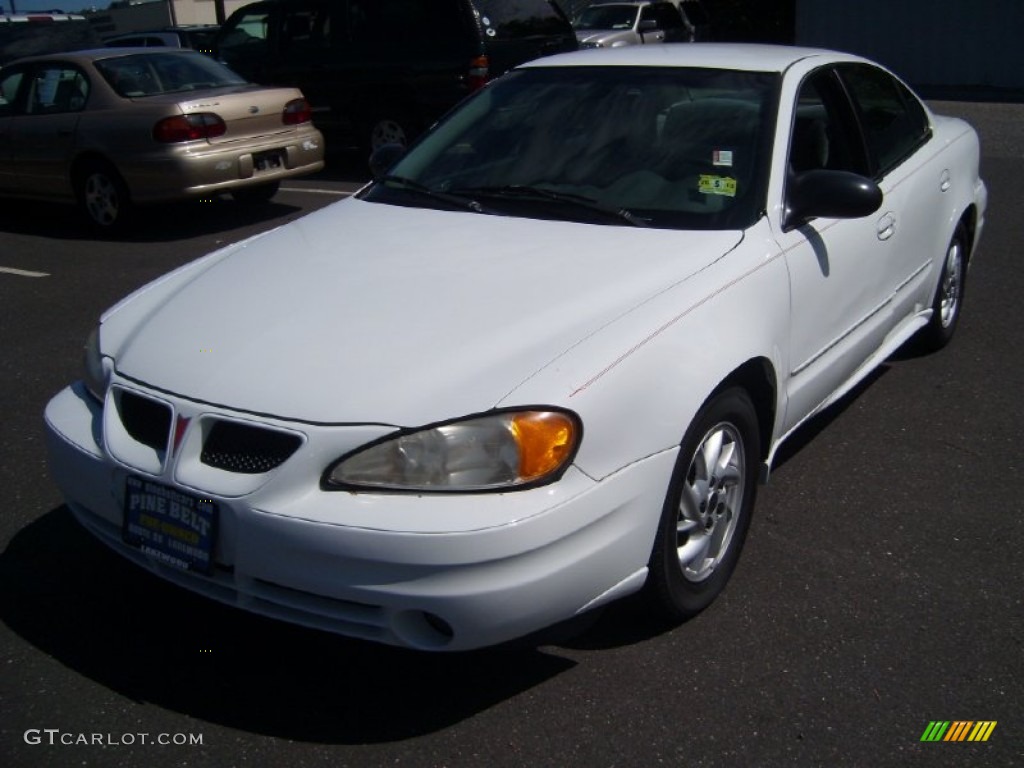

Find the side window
[[217, 8, 272, 57], [839, 63, 931, 176], [788, 67, 868, 176], [0, 68, 26, 115], [351, 0, 461, 45], [655, 4, 684, 29], [26, 66, 88, 115], [280, 5, 331, 53]]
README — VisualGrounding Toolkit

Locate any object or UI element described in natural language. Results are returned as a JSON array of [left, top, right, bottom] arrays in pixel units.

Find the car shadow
[[1, 366, 901, 738], [0, 506, 577, 743], [0, 196, 309, 243], [766, 363, 890, 476]]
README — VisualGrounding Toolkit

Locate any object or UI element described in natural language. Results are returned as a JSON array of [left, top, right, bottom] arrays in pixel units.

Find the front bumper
[[44, 381, 674, 651]]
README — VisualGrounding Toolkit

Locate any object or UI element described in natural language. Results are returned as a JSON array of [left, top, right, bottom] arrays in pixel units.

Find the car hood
[[105, 199, 742, 425], [575, 30, 636, 47]]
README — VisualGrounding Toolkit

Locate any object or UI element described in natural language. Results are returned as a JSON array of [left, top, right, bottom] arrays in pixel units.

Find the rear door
[[837, 63, 941, 324], [7, 62, 87, 197], [0, 64, 28, 193]]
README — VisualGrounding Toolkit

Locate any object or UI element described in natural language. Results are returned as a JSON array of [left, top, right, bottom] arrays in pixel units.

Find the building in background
[[83, 0, 249, 39], [796, 0, 1022, 95], [66, 0, 1022, 94]]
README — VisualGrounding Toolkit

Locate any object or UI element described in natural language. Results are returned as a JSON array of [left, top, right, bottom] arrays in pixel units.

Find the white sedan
[[44, 44, 987, 651]]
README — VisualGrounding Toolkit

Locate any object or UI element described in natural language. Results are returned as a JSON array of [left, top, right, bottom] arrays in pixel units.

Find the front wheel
[[646, 388, 760, 621]]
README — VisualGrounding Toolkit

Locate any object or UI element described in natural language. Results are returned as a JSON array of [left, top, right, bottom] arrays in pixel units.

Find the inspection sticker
[[699, 174, 737, 197], [712, 149, 733, 167]]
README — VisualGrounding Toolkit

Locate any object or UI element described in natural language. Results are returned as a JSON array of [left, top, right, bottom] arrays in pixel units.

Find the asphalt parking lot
[[1, 99, 1021, 768]]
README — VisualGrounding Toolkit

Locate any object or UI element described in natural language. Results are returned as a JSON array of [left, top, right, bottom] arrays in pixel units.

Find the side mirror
[[638, 19, 659, 31], [784, 169, 883, 230], [368, 143, 407, 180]]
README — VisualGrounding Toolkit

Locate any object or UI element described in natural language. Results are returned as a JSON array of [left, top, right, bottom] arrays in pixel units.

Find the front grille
[[200, 420, 302, 474], [119, 391, 171, 450]]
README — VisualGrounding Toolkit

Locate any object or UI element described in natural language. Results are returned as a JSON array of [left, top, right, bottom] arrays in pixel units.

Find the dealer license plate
[[122, 476, 218, 575], [253, 149, 284, 172]]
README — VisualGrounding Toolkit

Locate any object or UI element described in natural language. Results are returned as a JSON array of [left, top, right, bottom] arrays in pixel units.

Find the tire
[[367, 113, 414, 153], [646, 387, 760, 621], [231, 181, 280, 205], [76, 160, 132, 231], [915, 224, 968, 352]]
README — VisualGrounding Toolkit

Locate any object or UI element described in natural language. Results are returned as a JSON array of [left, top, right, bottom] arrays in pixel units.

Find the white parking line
[[0, 266, 49, 278]]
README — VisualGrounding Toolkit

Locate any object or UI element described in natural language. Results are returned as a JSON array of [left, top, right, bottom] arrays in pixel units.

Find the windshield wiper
[[378, 175, 485, 213], [450, 185, 647, 227]]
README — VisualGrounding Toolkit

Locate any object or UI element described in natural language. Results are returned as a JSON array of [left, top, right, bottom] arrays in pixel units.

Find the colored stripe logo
[[920, 721, 997, 742]]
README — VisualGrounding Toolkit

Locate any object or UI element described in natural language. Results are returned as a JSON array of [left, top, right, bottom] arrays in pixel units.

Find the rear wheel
[[231, 181, 280, 205], [76, 160, 132, 231], [646, 388, 760, 621]]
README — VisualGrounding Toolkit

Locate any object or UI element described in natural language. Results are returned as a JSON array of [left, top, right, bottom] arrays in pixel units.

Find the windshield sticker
[[713, 149, 733, 167], [699, 175, 737, 197]]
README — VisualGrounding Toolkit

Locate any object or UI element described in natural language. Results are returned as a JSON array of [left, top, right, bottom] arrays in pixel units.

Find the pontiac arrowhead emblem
[[172, 415, 191, 455]]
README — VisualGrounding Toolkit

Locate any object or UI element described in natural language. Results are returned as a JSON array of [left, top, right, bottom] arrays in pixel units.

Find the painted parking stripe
[[0, 266, 49, 277]]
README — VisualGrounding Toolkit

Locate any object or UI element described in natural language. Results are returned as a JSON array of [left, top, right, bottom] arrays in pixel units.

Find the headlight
[[325, 409, 581, 492], [82, 326, 110, 402]]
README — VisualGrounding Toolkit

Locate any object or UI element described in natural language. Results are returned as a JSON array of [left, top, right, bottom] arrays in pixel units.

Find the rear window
[[0, 15, 102, 64], [474, 0, 572, 38], [96, 51, 247, 97]]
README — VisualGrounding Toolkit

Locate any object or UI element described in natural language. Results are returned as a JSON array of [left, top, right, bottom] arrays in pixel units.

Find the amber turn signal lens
[[511, 412, 577, 482]]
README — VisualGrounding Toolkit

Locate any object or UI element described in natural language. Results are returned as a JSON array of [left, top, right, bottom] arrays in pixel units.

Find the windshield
[[96, 51, 248, 97], [575, 4, 640, 30], [363, 66, 779, 230]]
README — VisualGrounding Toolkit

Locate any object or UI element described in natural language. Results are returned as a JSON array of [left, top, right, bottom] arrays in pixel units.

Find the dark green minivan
[[213, 0, 577, 152]]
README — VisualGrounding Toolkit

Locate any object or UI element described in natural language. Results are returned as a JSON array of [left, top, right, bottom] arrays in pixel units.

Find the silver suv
[[573, 1, 691, 48]]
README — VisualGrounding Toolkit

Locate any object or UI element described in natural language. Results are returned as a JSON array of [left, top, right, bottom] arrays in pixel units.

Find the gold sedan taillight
[[283, 98, 313, 125], [153, 113, 227, 143]]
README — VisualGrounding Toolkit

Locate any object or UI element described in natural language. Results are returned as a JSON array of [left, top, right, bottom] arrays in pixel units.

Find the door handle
[[877, 213, 896, 241]]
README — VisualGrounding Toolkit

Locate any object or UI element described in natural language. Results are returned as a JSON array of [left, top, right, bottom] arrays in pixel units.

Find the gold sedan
[[0, 47, 325, 230]]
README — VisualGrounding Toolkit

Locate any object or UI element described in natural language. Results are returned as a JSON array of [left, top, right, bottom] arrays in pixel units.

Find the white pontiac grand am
[[44, 44, 987, 651]]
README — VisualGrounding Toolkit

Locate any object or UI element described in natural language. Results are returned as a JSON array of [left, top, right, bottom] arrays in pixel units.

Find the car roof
[[107, 25, 218, 35], [5, 46, 205, 65], [521, 43, 864, 73]]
